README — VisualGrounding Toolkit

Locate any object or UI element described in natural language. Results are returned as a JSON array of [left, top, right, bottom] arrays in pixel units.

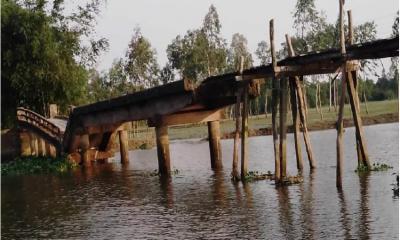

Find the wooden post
[[30, 133, 38, 156], [241, 85, 249, 179], [290, 79, 304, 172], [156, 126, 171, 175], [232, 56, 245, 180], [337, 0, 346, 188], [329, 76, 332, 111], [346, 72, 371, 168], [286, 34, 316, 169], [285, 35, 303, 173], [118, 130, 129, 164], [81, 134, 91, 167], [279, 77, 288, 179], [318, 83, 323, 120], [232, 94, 241, 180], [208, 120, 222, 170], [270, 19, 280, 182], [337, 69, 347, 188]]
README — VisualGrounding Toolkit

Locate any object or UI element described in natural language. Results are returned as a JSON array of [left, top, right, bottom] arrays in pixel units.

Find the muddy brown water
[[2, 123, 399, 239]]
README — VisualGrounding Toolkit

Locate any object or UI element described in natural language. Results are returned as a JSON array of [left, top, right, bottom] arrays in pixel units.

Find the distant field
[[165, 99, 399, 140]]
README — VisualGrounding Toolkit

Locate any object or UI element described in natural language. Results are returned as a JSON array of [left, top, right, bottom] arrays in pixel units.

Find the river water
[[2, 123, 399, 239]]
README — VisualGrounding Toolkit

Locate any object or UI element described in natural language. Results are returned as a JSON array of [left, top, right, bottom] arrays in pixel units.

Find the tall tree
[[166, 4, 227, 82], [227, 33, 253, 72], [1, 0, 108, 127], [255, 40, 271, 65], [125, 27, 160, 89]]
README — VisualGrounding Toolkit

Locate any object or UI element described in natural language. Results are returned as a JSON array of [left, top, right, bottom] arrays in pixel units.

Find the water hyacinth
[[1, 156, 78, 176]]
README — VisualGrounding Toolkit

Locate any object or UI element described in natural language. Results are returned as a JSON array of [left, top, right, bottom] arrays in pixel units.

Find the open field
[[163, 99, 399, 140]]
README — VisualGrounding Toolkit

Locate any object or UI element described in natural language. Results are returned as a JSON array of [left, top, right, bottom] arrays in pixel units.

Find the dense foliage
[[1, 0, 108, 128]]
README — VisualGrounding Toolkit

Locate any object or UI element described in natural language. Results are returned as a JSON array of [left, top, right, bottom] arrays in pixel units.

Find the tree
[[166, 5, 227, 82], [255, 40, 271, 65], [227, 33, 253, 72], [1, 0, 108, 127], [125, 27, 160, 89]]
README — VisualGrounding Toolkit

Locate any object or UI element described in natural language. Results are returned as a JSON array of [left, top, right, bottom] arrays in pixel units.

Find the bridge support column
[[118, 130, 129, 164], [29, 133, 38, 156], [38, 138, 46, 156], [208, 121, 222, 170], [155, 126, 171, 175], [19, 129, 31, 156], [80, 134, 91, 167]]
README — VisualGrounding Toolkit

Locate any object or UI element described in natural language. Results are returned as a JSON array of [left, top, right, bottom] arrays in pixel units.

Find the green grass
[[166, 100, 398, 140], [1, 156, 78, 176]]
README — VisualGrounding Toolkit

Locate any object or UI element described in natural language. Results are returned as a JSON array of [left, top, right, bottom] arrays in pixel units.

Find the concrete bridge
[[17, 33, 399, 185]]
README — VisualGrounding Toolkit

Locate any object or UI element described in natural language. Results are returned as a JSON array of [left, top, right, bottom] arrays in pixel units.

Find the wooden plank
[[208, 121, 222, 170], [148, 109, 225, 127]]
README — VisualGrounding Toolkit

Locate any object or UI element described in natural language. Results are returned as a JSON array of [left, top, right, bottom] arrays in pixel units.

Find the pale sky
[[93, 0, 398, 72]]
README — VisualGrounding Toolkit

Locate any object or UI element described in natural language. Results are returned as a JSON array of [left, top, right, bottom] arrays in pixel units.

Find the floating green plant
[[355, 162, 393, 173], [1, 156, 78, 176]]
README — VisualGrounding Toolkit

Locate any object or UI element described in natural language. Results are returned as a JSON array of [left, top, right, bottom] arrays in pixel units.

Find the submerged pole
[[270, 19, 280, 182], [156, 126, 171, 175], [279, 77, 288, 179], [286, 34, 316, 169], [208, 120, 222, 170], [118, 130, 129, 164], [337, 0, 346, 188], [241, 85, 249, 179]]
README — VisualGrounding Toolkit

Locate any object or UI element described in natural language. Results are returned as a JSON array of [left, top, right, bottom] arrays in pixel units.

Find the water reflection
[[337, 188, 352, 239], [276, 185, 295, 239], [299, 171, 316, 240], [357, 173, 371, 240], [1, 123, 398, 239]]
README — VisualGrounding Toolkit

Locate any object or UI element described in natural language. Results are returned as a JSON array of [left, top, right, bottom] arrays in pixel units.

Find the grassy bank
[[104, 100, 399, 150], [167, 99, 399, 140], [1, 156, 78, 176]]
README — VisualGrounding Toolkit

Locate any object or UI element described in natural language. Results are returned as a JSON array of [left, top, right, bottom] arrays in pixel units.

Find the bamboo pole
[[270, 19, 280, 182], [286, 34, 316, 169]]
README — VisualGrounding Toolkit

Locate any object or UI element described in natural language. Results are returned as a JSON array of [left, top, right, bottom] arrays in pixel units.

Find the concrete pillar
[[155, 126, 171, 175], [118, 130, 129, 164], [29, 133, 38, 156], [208, 121, 222, 170], [19, 130, 31, 156], [38, 138, 46, 156], [80, 134, 91, 166]]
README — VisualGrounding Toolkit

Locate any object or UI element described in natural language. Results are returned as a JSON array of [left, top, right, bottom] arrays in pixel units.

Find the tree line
[[2, 0, 398, 128]]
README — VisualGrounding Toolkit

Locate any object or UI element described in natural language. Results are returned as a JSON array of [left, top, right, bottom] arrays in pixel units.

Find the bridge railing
[[16, 107, 62, 141]]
